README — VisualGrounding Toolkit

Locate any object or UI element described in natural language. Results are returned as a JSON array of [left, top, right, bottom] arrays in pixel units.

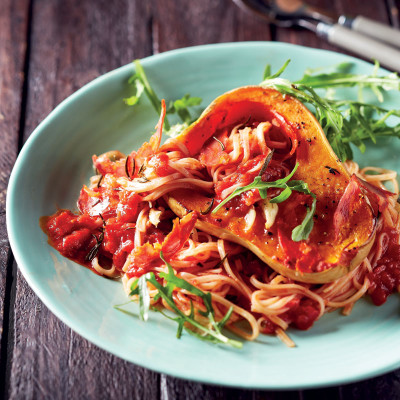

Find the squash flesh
[[165, 86, 376, 283]]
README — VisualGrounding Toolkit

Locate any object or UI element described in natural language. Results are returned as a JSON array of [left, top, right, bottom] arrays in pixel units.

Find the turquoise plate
[[7, 42, 400, 389]]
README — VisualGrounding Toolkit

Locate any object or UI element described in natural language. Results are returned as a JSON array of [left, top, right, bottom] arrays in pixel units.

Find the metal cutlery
[[233, 0, 400, 71]]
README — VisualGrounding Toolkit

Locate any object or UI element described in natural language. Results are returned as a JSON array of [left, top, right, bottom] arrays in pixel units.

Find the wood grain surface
[[0, 0, 30, 396], [1, 0, 400, 399]]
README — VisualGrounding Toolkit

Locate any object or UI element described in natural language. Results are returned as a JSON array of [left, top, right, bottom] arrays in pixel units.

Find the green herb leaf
[[263, 59, 291, 80], [165, 122, 189, 138], [121, 251, 242, 348], [126, 61, 203, 134], [200, 199, 214, 215], [212, 163, 299, 213], [159, 252, 215, 320], [128, 60, 171, 130], [260, 61, 400, 161], [303, 62, 353, 76], [168, 94, 203, 124], [123, 78, 144, 106], [85, 230, 104, 262], [212, 136, 225, 151], [269, 186, 292, 203], [287, 180, 315, 196], [164, 94, 203, 137], [258, 149, 274, 177], [113, 305, 139, 319], [216, 306, 234, 330], [263, 64, 271, 80], [295, 61, 400, 92], [291, 197, 317, 242], [212, 163, 316, 240], [138, 274, 151, 321]]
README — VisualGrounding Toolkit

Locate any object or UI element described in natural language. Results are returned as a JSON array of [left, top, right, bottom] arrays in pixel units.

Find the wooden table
[[2, 0, 400, 398]]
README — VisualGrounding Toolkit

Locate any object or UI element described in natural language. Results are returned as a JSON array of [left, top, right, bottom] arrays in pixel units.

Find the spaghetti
[[41, 91, 400, 347]]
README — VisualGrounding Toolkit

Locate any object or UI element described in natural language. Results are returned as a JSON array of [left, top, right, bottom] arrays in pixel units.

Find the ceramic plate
[[7, 42, 400, 389]]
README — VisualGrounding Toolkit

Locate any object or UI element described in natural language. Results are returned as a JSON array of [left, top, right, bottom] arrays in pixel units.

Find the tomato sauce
[[259, 298, 320, 333], [40, 210, 103, 269], [42, 205, 173, 275], [368, 228, 400, 306], [102, 222, 136, 269], [284, 298, 320, 330], [147, 152, 172, 177], [214, 155, 266, 197]]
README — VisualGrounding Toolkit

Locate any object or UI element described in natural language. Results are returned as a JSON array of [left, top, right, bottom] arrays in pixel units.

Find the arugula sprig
[[295, 61, 399, 96], [125, 60, 202, 135], [260, 60, 400, 161], [291, 194, 317, 242], [167, 94, 203, 123], [212, 163, 317, 242], [121, 252, 242, 348], [163, 94, 203, 137]]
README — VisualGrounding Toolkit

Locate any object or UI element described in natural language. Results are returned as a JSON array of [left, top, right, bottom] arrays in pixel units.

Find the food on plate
[[166, 86, 377, 284], [41, 61, 400, 348]]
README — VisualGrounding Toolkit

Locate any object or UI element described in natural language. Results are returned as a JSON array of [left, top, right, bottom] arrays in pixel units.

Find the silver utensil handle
[[317, 23, 400, 71], [340, 16, 400, 49]]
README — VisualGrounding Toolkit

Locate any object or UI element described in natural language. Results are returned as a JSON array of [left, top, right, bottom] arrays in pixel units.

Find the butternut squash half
[[165, 86, 377, 284]]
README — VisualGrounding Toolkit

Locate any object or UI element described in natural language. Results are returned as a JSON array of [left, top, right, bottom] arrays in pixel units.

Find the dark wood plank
[[273, 0, 337, 51], [153, 0, 271, 53], [159, 375, 301, 400], [301, 387, 342, 400], [336, 0, 390, 23], [10, 278, 160, 399], [0, 0, 30, 395], [7, 1, 159, 399], [339, 370, 400, 400]]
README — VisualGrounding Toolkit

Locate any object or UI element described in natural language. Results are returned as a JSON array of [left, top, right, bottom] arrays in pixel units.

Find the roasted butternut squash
[[165, 86, 377, 284]]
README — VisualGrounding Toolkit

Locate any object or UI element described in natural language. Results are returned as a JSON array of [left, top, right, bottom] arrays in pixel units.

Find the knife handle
[[340, 15, 400, 49], [317, 23, 400, 72]]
